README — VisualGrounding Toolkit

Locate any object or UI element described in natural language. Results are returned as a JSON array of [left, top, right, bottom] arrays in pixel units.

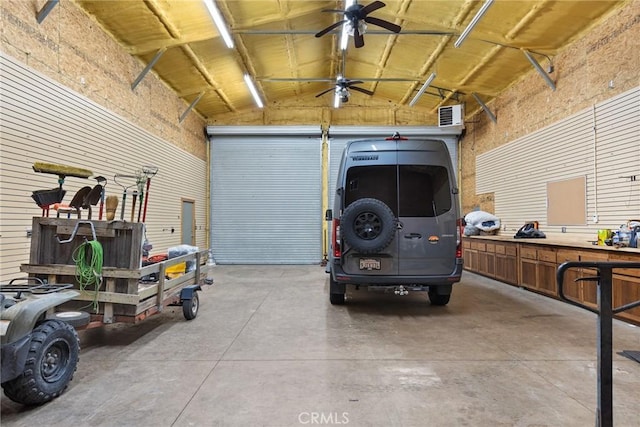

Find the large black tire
[[329, 292, 345, 305], [329, 275, 346, 305], [341, 198, 396, 254], [182, 292, 199, 320], [2, 320, 79, 406], [428, 287, 452, 306]]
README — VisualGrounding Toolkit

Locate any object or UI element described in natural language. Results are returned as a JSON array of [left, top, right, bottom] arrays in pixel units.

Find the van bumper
[[331, 261, 463, 285]]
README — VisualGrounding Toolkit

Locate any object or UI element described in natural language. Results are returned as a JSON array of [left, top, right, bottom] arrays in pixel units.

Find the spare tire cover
[[341, 198, 396, 254]]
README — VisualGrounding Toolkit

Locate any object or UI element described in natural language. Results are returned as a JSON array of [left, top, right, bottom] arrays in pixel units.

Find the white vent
[[438, 104, 464, 127]]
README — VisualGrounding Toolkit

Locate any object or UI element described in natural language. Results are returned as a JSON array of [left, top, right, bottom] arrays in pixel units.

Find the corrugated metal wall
[[208, 128, 322, 264], [476, 86, 640, 234], [0, 53, 207, 281]]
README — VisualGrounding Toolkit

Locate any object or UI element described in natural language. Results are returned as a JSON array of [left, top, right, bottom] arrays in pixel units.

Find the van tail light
[[456, 218, 463, 258], [332, 219, 341, 258]]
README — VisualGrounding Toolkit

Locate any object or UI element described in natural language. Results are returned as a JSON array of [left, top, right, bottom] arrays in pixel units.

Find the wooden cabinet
[[536, 248, 558, 296], [556, 249, 581, 302], [518, 246, 558, 297], [463, 239, 478, 272], [519, 245, 538, 289], [478, 242, 496, 277], [495, 242, 518, 285], [463, 236, 640, 326], [609, 253, 640, 324]]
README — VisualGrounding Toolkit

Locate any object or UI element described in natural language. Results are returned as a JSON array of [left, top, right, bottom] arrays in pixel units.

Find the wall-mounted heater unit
[[438, 104, 464, 127]]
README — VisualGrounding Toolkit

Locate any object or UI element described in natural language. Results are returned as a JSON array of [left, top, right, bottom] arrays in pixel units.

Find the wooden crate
[[21, 217, 207, 322]]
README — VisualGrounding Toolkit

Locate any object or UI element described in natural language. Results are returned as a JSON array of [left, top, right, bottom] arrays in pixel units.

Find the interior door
[[181, 199, 195, 246]]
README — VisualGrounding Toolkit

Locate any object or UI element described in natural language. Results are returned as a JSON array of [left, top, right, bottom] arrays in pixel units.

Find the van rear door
[[396, 148, 458, 276]]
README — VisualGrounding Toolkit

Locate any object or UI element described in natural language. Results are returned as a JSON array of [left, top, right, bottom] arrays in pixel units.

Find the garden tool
[[31, 162, 92, 216], [113, 173, 138, 221], [94, 176, 107, 220], [135, 170, 147, 222], [105, 195, 118, 221], [83, 184, 104, 220], [140, 165, 159, 223]]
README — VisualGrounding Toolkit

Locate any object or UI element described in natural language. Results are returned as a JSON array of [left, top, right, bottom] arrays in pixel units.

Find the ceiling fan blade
[[364, 16, 401, 33], [315, 20, 347, 38], [315, 87, 336, 98], [354, 27, 365, 48], [350, 86, 374, 96], [344, 80, 364, 86], [361, 1, 386, 16]]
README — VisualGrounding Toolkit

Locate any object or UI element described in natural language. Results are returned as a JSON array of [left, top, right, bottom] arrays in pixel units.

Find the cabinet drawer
[[609, 253, 640, 278], [495, 244, 506, 255], [505, 245, 517, 257], [486, 243, 496, 253], [462, 240, 471, 249], [579, 251, 609, 262], [538, 249, 557, 263], [557, 249, 579, 263], [472, 242, 486, 251], [520, 246, 537, 260]]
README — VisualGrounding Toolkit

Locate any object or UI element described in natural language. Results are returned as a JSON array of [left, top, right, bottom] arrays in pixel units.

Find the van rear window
[[399, 165, 451, 217], [345, 165, 451, 217], [345, 165, 397, 215]]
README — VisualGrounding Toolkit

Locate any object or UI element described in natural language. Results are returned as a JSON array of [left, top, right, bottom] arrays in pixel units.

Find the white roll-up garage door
[[327, 126, 462, 211], [207, 127, 322, 264]]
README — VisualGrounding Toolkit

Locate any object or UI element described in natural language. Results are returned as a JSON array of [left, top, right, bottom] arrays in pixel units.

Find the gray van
[[326, 133, 463, 305]]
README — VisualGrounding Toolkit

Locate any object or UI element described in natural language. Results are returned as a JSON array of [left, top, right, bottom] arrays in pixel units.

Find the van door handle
[[404, 233, 422, 239]]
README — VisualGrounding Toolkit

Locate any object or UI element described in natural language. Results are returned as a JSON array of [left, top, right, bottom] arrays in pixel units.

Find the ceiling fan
[[315, 78, 374, 103], [315, 1, 401, 48]]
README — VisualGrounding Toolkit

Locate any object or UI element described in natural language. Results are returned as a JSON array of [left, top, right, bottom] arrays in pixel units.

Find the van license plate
[[360, 258, 381, 270]]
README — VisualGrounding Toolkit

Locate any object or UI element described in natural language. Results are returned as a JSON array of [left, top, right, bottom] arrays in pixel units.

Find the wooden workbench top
[[464, 234, 640, 254]]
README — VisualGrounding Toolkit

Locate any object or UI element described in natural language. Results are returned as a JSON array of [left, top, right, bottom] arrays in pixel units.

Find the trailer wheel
[[51, 311, 90, 328], [2, 320, 79, 406], [182, 292, 199, 320]]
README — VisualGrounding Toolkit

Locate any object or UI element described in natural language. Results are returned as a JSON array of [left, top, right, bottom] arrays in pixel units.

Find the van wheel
[[330, 292, 345, 305], [428, 289, 451, 306], [329, 275, 346, 305], [341, 198, 396, 254]]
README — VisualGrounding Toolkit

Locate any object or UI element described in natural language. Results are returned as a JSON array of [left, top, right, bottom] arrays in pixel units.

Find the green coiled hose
[[73, 239, 104, 312]]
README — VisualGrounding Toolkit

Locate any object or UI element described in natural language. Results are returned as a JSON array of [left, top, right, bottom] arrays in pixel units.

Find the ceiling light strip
[[340, 0, 356, 50], [244, 74, 264, 108], [522, 49, 556, 91], [334, 73, 343, 108], [454, 0, 494, 48], [409, 73, 437, 107], [472, 93, 497, 123], [204, 0, 234, 48]]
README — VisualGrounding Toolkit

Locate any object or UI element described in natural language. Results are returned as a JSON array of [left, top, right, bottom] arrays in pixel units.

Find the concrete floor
[[1, 265, 639, 426]]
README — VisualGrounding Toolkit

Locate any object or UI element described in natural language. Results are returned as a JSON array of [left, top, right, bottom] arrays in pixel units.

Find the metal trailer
[[19, 217, 211, 327]]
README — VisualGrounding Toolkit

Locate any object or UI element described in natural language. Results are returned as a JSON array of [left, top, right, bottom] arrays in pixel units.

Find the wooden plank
[[103, 278, 115, 323], [20, 264, 142, 278], [74, 289, 139, 305], [156, 263, 166, 310], [56, 224, 116, 238]]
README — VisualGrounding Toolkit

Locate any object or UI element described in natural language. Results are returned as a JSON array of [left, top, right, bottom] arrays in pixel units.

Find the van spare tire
[[341, 198, 396, 254]]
